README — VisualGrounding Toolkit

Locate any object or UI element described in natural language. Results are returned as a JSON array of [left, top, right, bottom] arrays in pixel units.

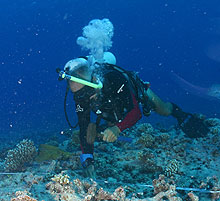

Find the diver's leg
[[146, 88, 173, 116], [146, 89, 209, 138]]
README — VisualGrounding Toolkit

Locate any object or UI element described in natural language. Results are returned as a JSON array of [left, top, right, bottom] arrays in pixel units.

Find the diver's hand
[[180, 113, 209, 138], [103, 126, 121, 142]]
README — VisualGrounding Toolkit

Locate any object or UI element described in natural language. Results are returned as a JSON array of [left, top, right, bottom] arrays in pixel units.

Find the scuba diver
[[57, 52, 209, 179]]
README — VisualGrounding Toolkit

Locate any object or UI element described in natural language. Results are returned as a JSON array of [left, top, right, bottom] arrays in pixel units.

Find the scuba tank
[[100, 63, 152, 116]]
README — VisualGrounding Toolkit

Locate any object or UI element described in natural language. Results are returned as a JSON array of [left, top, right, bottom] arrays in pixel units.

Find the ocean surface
[[1, 0, 220, 138]]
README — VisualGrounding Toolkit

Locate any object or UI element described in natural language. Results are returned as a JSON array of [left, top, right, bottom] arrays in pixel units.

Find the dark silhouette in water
[[171, 72, 220, 100]]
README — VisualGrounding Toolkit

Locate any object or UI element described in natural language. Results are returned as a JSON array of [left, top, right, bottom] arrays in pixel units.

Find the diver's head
[[64, 57, 92, 92], [64, 57, 91, 79]]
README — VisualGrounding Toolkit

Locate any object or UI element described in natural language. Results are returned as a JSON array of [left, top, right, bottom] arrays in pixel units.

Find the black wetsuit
[[74, 66, 142, 155]]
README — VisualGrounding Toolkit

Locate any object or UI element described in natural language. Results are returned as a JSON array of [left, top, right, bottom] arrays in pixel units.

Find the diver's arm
[[146, 88, 173, 116], [75, 105, 93, 154], [75, 103, 96, 170], [73, 87, 94, 154]]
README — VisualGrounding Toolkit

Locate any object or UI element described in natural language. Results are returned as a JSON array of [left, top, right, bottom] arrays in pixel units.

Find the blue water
[[1, 0, 220, 138]]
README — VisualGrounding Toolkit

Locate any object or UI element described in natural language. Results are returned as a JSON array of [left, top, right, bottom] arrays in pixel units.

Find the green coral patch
[[35, 144, 71, 162]]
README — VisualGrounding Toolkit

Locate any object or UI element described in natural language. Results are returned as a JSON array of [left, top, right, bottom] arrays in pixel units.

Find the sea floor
[[0, 118, 220, 200]]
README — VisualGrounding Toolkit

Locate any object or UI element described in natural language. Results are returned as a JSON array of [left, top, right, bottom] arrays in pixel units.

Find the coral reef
[[46, 178, 78, 200], [152, 174, 170, 194], [11, 191, 37, 201], [46, 173, 127, 201], [165, 159, 180, 177], [137, 133, 155, 148], [46, 174, 202, 201], [4, 139, 37, 172], [51, 171, 70, 185], [1, 118, 220, 200], [138, 149, 162, 173], [151, 184, 183, 201], [137, 123, 154, 133], [188, 192, 199, 201], [211, 186, 220, 201]]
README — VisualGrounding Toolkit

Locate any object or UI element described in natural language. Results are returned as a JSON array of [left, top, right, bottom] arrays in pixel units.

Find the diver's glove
[[171, 103, 209, 138], [80, 154, 96, 179], [103, 125, 121, 142]]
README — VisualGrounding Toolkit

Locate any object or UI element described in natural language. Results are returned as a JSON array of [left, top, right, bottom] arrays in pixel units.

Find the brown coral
[[151, 185, 182, 201], [137, 134, 155, 148], [188, 192, 199, 201], [5, 139, 37, 172], [51, 171, 70, 185], [137, 123, 155, 133], [138, 150, 161, 173], [11, 191, 37, 201], [211, 187, 220, 201], [153, 174, 170, 194], [46, 181, 78, 201]]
